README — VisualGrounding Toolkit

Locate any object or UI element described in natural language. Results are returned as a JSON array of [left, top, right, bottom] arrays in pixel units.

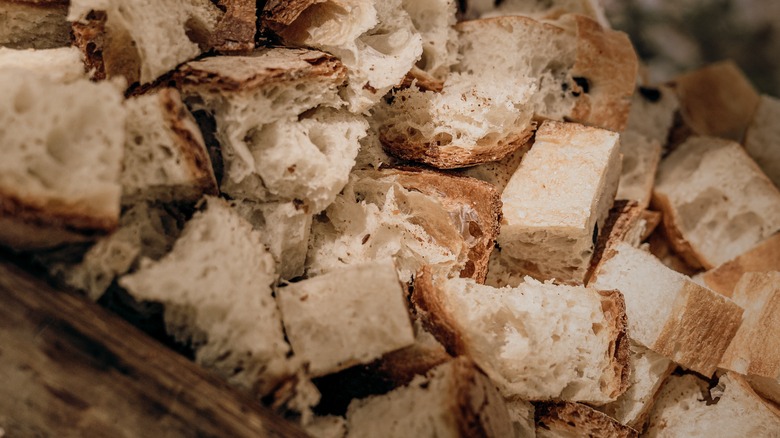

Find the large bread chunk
[[0, 46, 87, 83], [499, 121, 622, 284], [744, 95, 780, 187], [0, 0, 71, 49], [0, 70, 125, 250], [466, 0, 610, 28]]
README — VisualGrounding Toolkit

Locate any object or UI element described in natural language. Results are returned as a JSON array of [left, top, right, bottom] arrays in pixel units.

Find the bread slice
[[702, 233, 780, 297], [598, 342, 675, 430], [275, 259, 414, 377], [589, 242, 743, 376], [306, 168, 501, 283], [535, 402, 638, 438], [645, 373, 780, 437], [413, 268, 630, 403], [615, 131, 662, 209], [466, 0, 610, 29], [669, 60, 761, 142], [718, 272, 780, 404], [210, 0, 256, 53], [652, 136, 780, 269], [625, 84, 679, 146], [119, 197, 292, 395], [744, 95, 780, 188], [0, 46, 86, 83], [345, 357, 514, 438], [498, 121, 622, 284], [122, 88, 217, 205], [0, 70, 125, 250], [0, 0, 70, 49], [69, 0, 223, 84], [261, 0, 422, 112]]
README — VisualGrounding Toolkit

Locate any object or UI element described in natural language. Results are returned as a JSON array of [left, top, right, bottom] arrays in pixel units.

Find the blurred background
[[603, 0, 780, 95]]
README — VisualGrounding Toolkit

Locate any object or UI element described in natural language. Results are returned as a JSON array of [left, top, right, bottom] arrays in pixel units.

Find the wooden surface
[[0, 259, 308, 438]]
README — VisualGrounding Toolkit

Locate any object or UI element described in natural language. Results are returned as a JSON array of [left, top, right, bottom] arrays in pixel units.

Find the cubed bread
[[0, 0, 70, 49], [0, 46, 86, 83], [275, 259, 415, 376], [702, 233, 780, 297], [498, 120, 622, 284], [653, 136, 780, 269], [122, 88, 217, 205], [616, 130, 662, 209], [413, 268, 630, 403], [402, 0, 458, 81], [0, 70, 125, 250], [120, 197, 291, 395], [744, 95, 780, 188], [345, 358, 514, 438], [625, 84, 679, 146], [587, 200, 646, 283], [589, 242, 743, 376], [719, 272, 780, 404], [535, 402, 638, 438]]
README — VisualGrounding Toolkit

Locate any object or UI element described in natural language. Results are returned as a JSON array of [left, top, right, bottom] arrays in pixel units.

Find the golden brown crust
[[400, 67, 445, 93], [702, 233, 780, 298], [448, 357, 514, 438], [211, 0, 256, 54], [536, 402, 639, 438], [597, 289, 632, 400], [640, 210, 662, 242], [71, 12, 107, 81], [650, 191, 709, 270], [375, 337, 452, 386], [259, 0, 321, 32], [411, 267, 468, 357]]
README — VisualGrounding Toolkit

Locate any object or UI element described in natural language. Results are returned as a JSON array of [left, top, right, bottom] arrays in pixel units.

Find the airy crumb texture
[[616, 130, 662, 209], [120, 197, 291, 395], [0, 1, 71, 49], [0, 47, 86, 83], [402, 0, 457, 80], [275, 259, 415, 376], [653, 136, 780, 269], [0, 70, 125, 250], [744, 95, 780, 188], [345, 358, 514, 437], [466, 0, 610, 28], [499, 120, 622, 284], [536, 402, 639, 438], [702, 233, 780, 297]]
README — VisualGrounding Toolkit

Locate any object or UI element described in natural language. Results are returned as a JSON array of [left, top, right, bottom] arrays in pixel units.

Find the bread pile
[[3, 0, 780, 436]]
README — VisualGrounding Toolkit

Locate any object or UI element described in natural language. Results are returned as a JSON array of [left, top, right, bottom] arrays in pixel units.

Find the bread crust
[[702, 233, 780, 297], [597, 289, 632, 400], [259, 0, 321, 32], [71, 12, 107, 80], [587, 200, 644, 283], [650, 191, 708, 270], [211, 0, 256, 54], [411, 267, 468, 357], [448, 357, 514, 438], [536, 402, 639, 437]]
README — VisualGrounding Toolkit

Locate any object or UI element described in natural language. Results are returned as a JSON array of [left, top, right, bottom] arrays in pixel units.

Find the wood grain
[[0, 259, 308, 438]]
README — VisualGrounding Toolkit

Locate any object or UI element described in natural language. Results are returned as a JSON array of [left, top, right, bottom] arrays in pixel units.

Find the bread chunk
[[345, 358, 513, 438], [465, 0, 610, 28], [625, 84, 679, 146], [616, 130, 662, 209], [0, 70, 125, 250], [413, 268, 630, 403], [0, 47, 86, 83], [653, 136, 780, 269], [276, 259, 414, 376], [744, 95, 780, 188], [499, 121, 622, 284], [210, 0, 256, 53], [589, 242, 743, 376], [702, 233, 780, 297], [536, 402, 638, 438], [0, 0, 70, 49]]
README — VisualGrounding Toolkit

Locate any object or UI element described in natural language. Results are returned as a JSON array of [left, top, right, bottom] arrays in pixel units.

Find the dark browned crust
[[586, 200, 643, 284], [702, 233, 780, 298], [71, 9, 143, 85], [211, 0, 256, 54], [71, 12, 107, 81], [259, 0, 321, 32], [597, 289, 631, 400], [536, 402, 639, 438], [375, 336, 452, 386], [448, 357, 514, 438], [411, 267, 468, 357]]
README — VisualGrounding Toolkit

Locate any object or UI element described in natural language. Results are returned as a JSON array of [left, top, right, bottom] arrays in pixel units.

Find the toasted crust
[[597, 289, 632, 400], [536, 402, 639, 437], [71, 12, 107, 81], [702, 233, 780, 297], [211, 0, 256, 54], [259, 0, 319, 32], [567, 15, 638, 132], [411, 267, 468, 357], [650, 191, 708, 270], [71, 10, 143, 85], [587, 200, 644, 283], [401, 66, 444, 93], [448, 357, 514, 438]]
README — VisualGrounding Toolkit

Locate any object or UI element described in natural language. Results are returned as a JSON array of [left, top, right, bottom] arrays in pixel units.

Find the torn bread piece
[[261, 0, 423, 112], [744, 95, 780, 188], [276, 259, 415, 377], [719, 272, 780, 405], [0, 46, 87, 83], [625, 84, 679, 146], [645, 373, 780, 437], [306, 168, 501, 283], [0, 70, 125, 250], [589, 242, 743, 376], [616, 131, 662, 209], [0, 0, 70, 49], [402, 0, 458, 82], [652, 136, 780, 269], [413, 268, 629, 403], [702, 233, 780, 297], [122, 88, 217, 205], [499, 121, 622, 284], [345, 357, 513, 438], [535, 402, 638, 438], [466, 0, 610, 29], [210, 0, 256, 53], [69, 0, 223, 85], [120, 197, 292, 395]]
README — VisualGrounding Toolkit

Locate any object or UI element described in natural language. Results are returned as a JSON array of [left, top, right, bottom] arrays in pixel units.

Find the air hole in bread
[[639, 86, 662, 102], [13, 83, 34, 114]]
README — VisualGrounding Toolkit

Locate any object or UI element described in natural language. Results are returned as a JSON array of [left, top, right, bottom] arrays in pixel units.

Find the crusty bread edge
[[536, 402, 639, 437]]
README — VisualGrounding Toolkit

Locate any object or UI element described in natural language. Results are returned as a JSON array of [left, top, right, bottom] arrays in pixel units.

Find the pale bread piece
[[669, 60, 761, 142], [229, 200, 312, 280], [275, 259, 414, 376], [652, 136, 780, 269], [345, 357, 514, 438], [413, 268, 630, 403], [0, 0, 70, 49], [402, 0, 457, 81], [744, 95, 780, 188], [0, 70, 125, 250], [210, 0, 256, 53], [535, 402, 638, 438], [306, 168, 501, 283], [589, 242, 743, 376], [598, 342, 675, 430], [499, 121, 622, 284], [719, 272, 780, 404], [645, 373, 780, 437], [625, 85, 679, 146], [261, 0, 422, 112], [484, 248, 528, 289], [303, 416, 347, 438], [505, 398, 536, 438], [69, 0, 223, 84], [466, 0, 610, 29], [702, 233, 780, 297], [122, 88, 217, 205], [119, 197, 292, 395], [0, 46, 86, 83], [615, 130, 662, 209]]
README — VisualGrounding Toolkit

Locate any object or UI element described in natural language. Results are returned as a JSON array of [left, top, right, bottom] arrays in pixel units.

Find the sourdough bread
[[0, 0, 70, 49], [615, 130, 662, 209], [535, 402, 638, 438], [0, 46, 86, 83], [702, 233, 780, 297], [744, 95, 780, 188]]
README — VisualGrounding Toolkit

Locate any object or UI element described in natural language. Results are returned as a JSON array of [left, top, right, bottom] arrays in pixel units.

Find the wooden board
[[0, 259, 308, 437]]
